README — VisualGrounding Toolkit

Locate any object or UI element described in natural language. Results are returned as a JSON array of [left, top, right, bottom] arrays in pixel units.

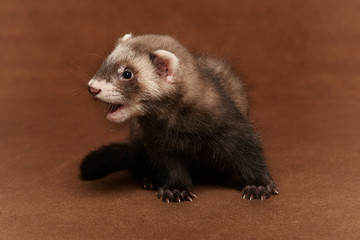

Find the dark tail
[[80, 143, 136, 180]]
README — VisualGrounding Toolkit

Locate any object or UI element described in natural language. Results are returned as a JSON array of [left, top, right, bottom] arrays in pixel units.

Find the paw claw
[[241, 182, 278, 200], [189, 192, 197, 198], [157, 188, 195, 203], [157, 187, 164, 199], [142, 176, 159, 190]]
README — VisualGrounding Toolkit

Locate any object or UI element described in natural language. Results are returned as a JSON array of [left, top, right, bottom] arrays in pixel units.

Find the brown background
[[1, 0, 359, 239]]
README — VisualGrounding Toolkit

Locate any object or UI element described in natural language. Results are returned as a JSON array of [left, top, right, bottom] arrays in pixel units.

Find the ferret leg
[[153, 155, 196, 203], [234, 154, 279, 200], [132, 148, 159, 190], [220, 134, 279, 200]]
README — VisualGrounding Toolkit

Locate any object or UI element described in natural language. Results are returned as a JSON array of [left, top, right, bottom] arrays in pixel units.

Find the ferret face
[[88, 34, 180, 123]]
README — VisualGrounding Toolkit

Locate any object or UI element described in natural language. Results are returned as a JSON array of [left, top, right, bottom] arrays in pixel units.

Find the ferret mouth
[[93, 97, 128, 122], [105, 103, 123, 114], [97, 99, 123, 115], [101, 101, 127, 122]]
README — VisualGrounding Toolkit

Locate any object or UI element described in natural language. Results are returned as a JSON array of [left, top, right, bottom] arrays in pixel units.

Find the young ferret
[[80, 34, 278, 202]]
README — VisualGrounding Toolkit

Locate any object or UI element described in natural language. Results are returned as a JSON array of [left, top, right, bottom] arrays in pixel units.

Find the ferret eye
[[122, 69, 133, 80]]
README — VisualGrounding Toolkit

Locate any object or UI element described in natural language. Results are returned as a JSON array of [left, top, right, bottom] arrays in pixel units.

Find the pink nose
[[88, 86, 101, 96]]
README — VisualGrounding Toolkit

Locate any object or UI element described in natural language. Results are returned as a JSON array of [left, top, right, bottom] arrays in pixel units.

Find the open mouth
[[98, 101, 127, 122], [105, 103, 123, 114], [92, 96, 128, 122]]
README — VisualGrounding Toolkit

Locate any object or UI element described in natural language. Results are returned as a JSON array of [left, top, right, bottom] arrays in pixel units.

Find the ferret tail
[[80, 143, 136, 180]]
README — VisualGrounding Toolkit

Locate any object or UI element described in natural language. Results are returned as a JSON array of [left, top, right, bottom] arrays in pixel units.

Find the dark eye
[[122, 69, 133, 80]]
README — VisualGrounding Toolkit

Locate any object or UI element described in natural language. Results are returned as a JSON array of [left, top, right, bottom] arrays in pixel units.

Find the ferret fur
[[80, 34, 278, 202]]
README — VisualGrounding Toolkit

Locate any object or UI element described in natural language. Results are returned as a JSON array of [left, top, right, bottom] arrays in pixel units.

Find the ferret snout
[[88, 86, 101, 96]]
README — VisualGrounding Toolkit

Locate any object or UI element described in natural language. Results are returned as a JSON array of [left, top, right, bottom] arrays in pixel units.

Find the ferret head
[[87, 34, 182, 123]]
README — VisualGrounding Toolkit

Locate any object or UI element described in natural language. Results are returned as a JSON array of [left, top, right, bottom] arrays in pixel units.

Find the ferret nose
[[88, 86, 101, 96]]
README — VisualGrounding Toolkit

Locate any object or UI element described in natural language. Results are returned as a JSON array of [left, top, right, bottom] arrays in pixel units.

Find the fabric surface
[[1, 0, 359, 239]]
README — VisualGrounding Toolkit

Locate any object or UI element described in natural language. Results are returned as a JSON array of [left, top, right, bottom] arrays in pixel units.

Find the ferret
[[80, 33, 278, 202]]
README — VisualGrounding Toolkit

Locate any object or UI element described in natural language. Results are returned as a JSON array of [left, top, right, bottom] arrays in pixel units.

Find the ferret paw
[[142, 176, 159, 190], [157, 187, 197, 203], [241, 182, 279, 200]]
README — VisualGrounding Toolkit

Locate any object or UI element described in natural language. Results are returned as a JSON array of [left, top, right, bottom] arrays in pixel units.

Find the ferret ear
[[119, 33, 132, 42], [151, 49, 179, 82]]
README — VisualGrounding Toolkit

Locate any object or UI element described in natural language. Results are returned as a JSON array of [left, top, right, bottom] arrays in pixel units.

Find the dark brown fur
[[81, 34, 278, 202]]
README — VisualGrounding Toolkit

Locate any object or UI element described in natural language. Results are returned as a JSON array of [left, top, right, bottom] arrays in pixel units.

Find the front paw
[[241, 182, 279, 200], [157, 187, 197, 203]]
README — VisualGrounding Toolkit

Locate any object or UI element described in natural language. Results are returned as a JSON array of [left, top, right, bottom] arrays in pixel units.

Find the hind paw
[[142, 176, 159, 190]]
